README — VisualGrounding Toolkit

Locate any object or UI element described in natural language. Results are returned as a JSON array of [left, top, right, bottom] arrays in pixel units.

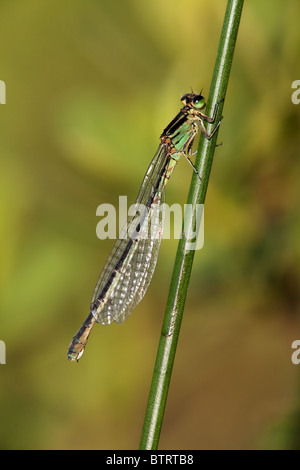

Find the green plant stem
[[139, 0, 244, 450]]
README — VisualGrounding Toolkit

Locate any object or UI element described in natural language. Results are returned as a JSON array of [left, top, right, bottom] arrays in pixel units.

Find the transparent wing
[[90, 143, 169, 325]]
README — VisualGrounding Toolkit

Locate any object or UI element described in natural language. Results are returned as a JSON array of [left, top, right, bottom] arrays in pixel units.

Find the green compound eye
[[192, 95, 205, 109]]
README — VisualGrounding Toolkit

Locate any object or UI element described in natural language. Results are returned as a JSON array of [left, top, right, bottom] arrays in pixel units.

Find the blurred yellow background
[[0, 0, 300, 450]]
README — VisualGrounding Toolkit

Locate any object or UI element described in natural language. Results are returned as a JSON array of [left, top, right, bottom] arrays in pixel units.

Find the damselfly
[[68, 92, 223, 361]]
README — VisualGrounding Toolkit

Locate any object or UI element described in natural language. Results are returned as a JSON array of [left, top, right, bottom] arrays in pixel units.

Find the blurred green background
[[0, 0, 300, 450]]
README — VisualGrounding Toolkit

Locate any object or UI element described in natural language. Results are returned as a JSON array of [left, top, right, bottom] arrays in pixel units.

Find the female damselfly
[[68, 92, 223, 361]]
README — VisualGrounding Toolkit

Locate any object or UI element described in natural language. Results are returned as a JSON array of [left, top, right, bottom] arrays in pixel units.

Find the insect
[[68, 92, 223, 361]]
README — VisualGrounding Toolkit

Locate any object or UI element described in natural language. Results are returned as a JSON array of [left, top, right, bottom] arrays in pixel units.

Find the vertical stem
[[139, 0, 244, 450]]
